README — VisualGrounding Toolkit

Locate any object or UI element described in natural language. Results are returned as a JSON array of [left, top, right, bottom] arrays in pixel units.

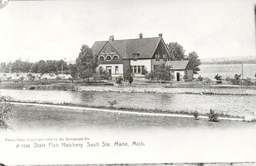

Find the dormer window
[[106, 56, 111, 61], [133, 53, 139, 61]]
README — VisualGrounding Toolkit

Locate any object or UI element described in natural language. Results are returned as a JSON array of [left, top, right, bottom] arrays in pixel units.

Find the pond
[[0, 89, 255, 117]]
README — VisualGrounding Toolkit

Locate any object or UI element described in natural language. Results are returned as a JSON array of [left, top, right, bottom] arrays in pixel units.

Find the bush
[[128, 76, 133, 84], [197, 75, 203, 81], [56, 76, 61, 81], [19, 76, 24, 81], [208, 109, 219, 122], [193, 111, 199, 120], [145, 71, 154, 81], [116, 76, 123, 84], [0, 95, 13, 130]]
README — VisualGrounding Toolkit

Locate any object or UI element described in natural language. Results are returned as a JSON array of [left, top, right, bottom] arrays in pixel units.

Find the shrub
[[56, 76, 61, 81], [197, 75, 203, 81], [208, 109, 219, 122], [128, 76, 133, 84], [19, 76, 24, 81], [145, 71, 155, 81], [193, 111, 199, 120], [214, 74, 222, 83], [27, 74, 35, 81], [116, 76, 123, 84], [0, 95, 13, 130], [242, 78, 253, 86]]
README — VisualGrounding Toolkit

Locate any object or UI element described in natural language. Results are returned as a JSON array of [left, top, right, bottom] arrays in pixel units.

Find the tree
[[76, 44, 98, 82], [154, 64, 172, 82], [69, 64, 78, 83], [187, 51, 202, 74], [93, 67, 109, 82], [166, 42, 185, 60]]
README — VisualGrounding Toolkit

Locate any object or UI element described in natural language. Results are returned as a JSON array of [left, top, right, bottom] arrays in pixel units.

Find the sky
[[0, 0, 255, 63]]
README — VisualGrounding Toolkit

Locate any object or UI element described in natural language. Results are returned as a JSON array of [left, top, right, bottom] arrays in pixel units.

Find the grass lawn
[[9, 104, 254, 132]]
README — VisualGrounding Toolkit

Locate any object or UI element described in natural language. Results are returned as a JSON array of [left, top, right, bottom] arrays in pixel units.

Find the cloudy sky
[[0, 0, 255, 62]]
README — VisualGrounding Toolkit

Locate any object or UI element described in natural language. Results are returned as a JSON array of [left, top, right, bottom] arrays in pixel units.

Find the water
[[198, 64, 256, 79], [0, 89, 255, 117]]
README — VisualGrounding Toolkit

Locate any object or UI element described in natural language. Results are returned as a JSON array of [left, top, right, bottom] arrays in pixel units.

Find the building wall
[[99, 64, 123, 78], [186, 70, 193, 81], [172, 71, 185, 81], [130, 59, 151, 74], [123, 59, 130, 75]]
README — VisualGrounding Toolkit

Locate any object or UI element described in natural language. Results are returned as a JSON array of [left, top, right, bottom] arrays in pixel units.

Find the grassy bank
[[10, 100, 246, 120], [10, 104, 254, 131]]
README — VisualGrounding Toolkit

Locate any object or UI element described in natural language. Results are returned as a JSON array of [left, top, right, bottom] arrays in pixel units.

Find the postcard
[[0, 0, 255, 165]]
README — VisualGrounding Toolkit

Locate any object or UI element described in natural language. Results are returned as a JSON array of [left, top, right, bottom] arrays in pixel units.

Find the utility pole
[[241, 61, 243, 87]]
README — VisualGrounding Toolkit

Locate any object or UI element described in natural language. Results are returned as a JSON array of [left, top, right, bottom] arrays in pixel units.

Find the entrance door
[[176, 72, 180, 81], [106, 66, 112, 77]]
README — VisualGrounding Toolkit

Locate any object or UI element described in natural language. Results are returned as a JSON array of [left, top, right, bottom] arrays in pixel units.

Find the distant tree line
[[202, 60, 256, 65], [0, 59, 69, 74]]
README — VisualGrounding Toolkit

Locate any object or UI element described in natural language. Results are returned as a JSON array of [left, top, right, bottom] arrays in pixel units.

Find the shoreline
[[10, 100, 254, 122], [77, 85, 256, 96]]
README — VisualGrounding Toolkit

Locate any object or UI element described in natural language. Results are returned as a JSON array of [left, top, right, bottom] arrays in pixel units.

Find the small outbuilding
[[166, 60, 194, 81]]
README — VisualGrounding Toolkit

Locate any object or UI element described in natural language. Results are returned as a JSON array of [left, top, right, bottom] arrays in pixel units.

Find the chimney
[[139, 33, 143, 39], [109, 35, 114, 41], [158, 33, 163, 37]]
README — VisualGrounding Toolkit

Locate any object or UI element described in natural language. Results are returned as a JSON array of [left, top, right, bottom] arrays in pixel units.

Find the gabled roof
[[92, 41, 107, 55], [92, 37, 166, 59], [166, 60, 191, 70]]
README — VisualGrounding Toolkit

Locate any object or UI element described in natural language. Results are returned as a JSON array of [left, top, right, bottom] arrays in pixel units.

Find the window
[[130, 66, 133, 73], [142, 65, 146, 75], [134, 66, 137, 73], [115, 66, 119, 74], [155, 54, 160, 61], [99, 56, 104, 61], [106, 56, 111, 61], [133, 53, 139, 61], [163, 54, 167, 61], [138, 66, 141, 73], [113, 55, 119, 61]]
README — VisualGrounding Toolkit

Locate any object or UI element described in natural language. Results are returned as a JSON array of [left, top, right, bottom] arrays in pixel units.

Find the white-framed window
[[115, 66, 119, 74], [138, 66, 141, 73], [134, 66, 137, 73]]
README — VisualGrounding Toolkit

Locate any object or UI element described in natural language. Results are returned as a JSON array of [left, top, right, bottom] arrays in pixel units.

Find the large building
[[92, 33, 193, 81]]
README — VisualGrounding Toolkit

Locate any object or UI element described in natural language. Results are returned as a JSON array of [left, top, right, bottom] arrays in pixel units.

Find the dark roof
[[166, 60, 190, 70], [92, 37, 165, 59], [92, 41, 107, 55]]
